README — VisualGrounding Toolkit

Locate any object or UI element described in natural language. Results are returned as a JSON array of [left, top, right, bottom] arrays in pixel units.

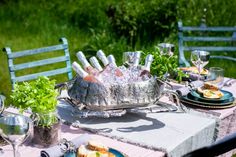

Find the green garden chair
[[178, 21, 236, 67], [3, 37, 73, 89]]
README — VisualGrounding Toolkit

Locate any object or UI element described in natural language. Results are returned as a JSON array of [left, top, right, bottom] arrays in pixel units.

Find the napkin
[[188, 73, 206, 81], [180, 67, 207, 81], [176, 80, 204, 97], [40, 134, 91, 157]]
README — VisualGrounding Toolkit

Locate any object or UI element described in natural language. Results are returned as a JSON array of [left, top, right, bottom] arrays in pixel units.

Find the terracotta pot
[[32, 119, 61, 148]]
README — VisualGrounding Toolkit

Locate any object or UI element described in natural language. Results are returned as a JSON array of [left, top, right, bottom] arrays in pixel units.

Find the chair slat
[[178, 21, 236, 67], [14, 67, 71, 82], [183, 37, 235, 42], [181, 26, 236, 32], [184, 46, 236, 51], [8, 44, 66, 59], [211, 56, 236, 62], [11, 56, 69, 71]]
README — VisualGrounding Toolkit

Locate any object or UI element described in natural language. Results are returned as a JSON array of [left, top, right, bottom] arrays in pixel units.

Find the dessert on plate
[[77, 140, 115, 157], [197, 82, 224, 99]]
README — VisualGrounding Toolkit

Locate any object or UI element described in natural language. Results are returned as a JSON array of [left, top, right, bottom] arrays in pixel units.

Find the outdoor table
[[0, 78, 235, 157]]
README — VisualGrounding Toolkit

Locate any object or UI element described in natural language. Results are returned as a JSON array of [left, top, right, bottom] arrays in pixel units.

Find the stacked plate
[[181, 90, 236, 109]]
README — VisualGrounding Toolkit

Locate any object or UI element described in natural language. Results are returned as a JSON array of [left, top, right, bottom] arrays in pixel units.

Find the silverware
[[223, 79, 235, 87]]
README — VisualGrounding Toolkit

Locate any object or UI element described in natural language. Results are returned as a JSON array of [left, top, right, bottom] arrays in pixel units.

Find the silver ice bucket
[[66, 76, 178, 111]]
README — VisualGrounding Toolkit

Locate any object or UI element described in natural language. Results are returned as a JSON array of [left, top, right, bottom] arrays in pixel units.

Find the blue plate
[[181, 94, 236, 109], [190, 90, 233, 102], [182, 93, 235, 106], [109, 148, 128, 157]]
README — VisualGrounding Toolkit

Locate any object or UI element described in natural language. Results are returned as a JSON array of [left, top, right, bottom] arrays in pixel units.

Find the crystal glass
[[191, 50, 210, 80], [123, 51, 141, 66], [158, 43, 175, 56], [0, 115, 32, 157], [207, 67, 224, 88]]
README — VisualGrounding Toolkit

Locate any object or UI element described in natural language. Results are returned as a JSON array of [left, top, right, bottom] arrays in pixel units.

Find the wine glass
[[0, 115, 32, 157], [158, 43, 175, 56], [123, 51, 141, 66], [191, 50, 210, 80]]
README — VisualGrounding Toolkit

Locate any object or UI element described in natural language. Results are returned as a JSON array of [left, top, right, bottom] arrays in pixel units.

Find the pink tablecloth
[[0, 124, 165, 157]]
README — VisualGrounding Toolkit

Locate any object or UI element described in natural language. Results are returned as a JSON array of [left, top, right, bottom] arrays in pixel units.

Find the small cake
[[77, 141, 115, 157], [203, 82, 219, 91], [87, 140, 108, 152], [197, 82, 223, 99]]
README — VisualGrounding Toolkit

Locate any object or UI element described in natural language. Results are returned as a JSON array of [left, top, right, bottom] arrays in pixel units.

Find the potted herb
[[11, 76, 60, 147], [142, 49, 188, 82]]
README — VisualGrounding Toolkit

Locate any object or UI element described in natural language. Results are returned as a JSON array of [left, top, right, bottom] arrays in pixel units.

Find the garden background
[[0, 0, 236, 104]]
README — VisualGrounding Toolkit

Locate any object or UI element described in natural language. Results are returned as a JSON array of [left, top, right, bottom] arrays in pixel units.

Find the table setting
[[0, 45, 236, 157]]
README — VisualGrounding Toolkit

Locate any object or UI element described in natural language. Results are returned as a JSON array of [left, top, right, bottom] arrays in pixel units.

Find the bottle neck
[[72, 62, 88, 78], [97, 50, 109, 66], [133, 52, 141, 66], [89, 57, 103, 72], [107, 55, 117, 67], [143, 54, 153, 71], [76, 51, 91, 68]]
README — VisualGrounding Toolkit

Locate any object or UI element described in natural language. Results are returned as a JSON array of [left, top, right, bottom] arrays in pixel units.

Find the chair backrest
[[182, 132, 236, 157], [3, 37, 73, 89], [178, 21, 236, 67]]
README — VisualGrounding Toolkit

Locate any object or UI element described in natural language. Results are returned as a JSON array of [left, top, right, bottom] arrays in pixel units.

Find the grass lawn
[[0, 1, 236, 105]]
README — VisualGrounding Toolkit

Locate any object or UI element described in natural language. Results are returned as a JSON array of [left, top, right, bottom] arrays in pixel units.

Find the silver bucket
[[64, 76, 180, 111]]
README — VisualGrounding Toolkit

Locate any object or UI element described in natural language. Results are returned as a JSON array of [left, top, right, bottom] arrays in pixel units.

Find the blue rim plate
[[182, 93, 235, 106], [181, 95, 236, 109], [109, 148, 128, 157], [190, 90, 233, 102]]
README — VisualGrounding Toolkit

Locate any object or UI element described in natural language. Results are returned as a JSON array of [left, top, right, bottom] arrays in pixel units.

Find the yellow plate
[[180, 67, 208, 75]]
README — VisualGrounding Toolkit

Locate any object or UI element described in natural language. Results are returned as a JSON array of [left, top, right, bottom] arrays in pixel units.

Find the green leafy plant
[[142, 49, 188, 82], [11, 76, 59, 127], [106, 0, 178, 47]]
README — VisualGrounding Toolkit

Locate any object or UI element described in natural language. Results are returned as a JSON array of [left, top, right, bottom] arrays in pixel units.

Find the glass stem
[[197, 66, 201, 80], [12, 144, 19, 157]]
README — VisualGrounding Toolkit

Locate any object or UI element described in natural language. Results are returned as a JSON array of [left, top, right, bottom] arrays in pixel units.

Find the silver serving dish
[[58, 76, 180, 113]]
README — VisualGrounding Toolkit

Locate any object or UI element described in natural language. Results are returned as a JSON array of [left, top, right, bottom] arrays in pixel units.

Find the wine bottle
[[107, 54, 117, 67], [89, 56, 103, 72], [133, 51, 141, 67], [72, 62, 100, 83], [107, 54, 123, 77], [97, 50, 123, 77], [140, 54, 153, 77], [96, 50, 109, 66], [76, 51, 99, 75]]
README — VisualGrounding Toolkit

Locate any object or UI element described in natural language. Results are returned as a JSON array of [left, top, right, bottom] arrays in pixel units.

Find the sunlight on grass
[[0, 0, 235, 105]]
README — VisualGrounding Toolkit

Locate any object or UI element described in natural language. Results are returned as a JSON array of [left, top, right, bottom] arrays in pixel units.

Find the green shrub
[[82, 29, 132, 65], [106, 0, 178, 47], [177, 0, 236, 26]]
